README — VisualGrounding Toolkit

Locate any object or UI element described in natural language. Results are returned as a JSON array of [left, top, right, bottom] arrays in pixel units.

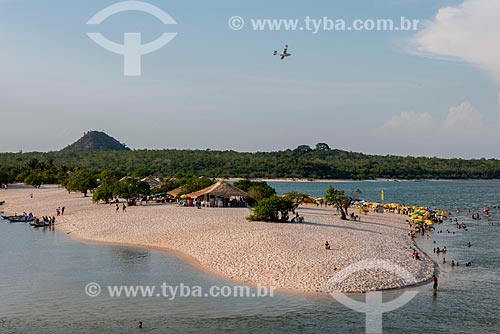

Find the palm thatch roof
[[186, 181, 248, 199], [167, 187, 183, 198], [141, 177, 163, 189]]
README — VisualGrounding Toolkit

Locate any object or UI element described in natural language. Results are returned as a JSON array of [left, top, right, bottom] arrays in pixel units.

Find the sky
[[0, 0, 499, 158]]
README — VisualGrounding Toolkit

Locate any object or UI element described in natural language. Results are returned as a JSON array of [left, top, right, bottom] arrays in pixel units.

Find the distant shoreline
[[227, 178, 500, 183]]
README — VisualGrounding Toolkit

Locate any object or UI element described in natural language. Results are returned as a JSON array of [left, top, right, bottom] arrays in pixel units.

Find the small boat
[[30, 217, 53, 227], [6, 215, 35, 223], [31, 222, 52, 228]]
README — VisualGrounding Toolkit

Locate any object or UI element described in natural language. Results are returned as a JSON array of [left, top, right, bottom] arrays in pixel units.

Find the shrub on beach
[[247, 196, 294, 222], [92, 184, 116, 204], [325, 187, 361, 220], [65, 171, 99, 197], [115, 178, 151, 205]]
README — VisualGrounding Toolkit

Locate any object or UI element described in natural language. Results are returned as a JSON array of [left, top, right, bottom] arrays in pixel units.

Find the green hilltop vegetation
[[61, 131, 130, 152], [1, 132, 500, 188]]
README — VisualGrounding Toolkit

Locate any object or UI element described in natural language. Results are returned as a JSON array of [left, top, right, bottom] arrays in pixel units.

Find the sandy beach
[[0, 185, 435, 293]]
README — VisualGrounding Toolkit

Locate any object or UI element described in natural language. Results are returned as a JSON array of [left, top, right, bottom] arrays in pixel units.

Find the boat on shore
[[30, 221, 52, 228], [2, 214, 35, 223], [29, 216, 55, 228]]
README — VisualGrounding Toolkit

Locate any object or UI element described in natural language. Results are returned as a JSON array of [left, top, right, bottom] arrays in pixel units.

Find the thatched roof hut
[[167, 187, 183, 198], [141, 177, 163, 189]]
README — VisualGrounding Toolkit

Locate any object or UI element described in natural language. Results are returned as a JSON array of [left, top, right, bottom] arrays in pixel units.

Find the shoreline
[[64, 227, 437, 296], [62, 230, 326, 297], [1, 185, 436, 294]]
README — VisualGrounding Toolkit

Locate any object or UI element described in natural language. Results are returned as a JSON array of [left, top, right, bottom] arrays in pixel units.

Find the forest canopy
[[0, 144, 499, 184]]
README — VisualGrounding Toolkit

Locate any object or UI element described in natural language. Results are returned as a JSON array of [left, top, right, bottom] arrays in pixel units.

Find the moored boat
[[8, 216, 35, 223], [30, 222, 52, 228]]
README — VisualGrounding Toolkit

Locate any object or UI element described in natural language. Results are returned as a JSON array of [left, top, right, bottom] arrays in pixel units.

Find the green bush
[[92, 184, 116, 204], [65, 171, 99, 197], [247, 196, 294, 222], [325, 187, 361, 220], [115, 179, 151, 205]]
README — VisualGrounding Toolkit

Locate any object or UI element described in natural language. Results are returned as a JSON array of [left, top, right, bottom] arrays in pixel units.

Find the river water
[[1, 181, 499, 333]]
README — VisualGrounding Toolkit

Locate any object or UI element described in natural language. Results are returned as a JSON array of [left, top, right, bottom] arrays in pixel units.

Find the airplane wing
[[281, 55, 285, 60], [283, 45, 288, 54]]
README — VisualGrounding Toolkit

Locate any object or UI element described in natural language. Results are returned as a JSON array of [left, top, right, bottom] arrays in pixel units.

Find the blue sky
[[0, 0, 499, 158]]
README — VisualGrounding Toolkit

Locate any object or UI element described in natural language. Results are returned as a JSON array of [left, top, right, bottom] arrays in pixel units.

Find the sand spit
[[1, 185, 434, 293]]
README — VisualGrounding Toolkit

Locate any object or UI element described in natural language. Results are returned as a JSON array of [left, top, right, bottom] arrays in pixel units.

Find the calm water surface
[[1, 181, 499, 333]]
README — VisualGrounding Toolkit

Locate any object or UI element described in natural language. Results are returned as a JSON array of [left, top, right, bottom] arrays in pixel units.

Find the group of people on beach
[[407, 205, 485, 292], [349, 212, 360, 221], [56, 206, 65, 216], [115, 203, 127, 213], [32, 216, 56, 227], [412, 249, 421, 260]]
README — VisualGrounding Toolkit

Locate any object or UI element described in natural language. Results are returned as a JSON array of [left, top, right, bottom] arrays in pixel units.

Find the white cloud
[[444, 101, 482, 129], [384, 111, 434, 129], [378, 100, 500, 157], [413, 0, 500, 83], [383, 101, 484, 131]]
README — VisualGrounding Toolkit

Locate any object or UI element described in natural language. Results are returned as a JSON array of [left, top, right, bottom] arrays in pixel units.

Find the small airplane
[[273, 44, 291, 60]]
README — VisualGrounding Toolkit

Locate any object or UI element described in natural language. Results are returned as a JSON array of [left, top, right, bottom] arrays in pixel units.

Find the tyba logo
[[87, 1, 177, 76]]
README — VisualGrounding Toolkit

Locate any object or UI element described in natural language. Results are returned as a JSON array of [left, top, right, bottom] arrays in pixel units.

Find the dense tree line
[[1, 144, 500, 183]]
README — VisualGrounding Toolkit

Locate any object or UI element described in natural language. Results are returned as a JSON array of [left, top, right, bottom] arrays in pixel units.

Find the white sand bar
[[1, 185, 435, 293]]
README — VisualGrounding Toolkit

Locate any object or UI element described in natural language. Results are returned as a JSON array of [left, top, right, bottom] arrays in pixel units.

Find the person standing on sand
[[122, 203, 127, 213], [115, 204, 119, 213], [61, 206, 65, 215], [432, 274, 438, 291]]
